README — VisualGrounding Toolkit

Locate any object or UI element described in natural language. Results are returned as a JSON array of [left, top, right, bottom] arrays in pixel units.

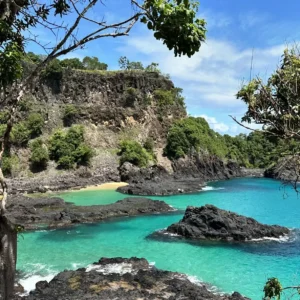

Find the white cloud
[[199, 115, 229, 133], [119, 35, 285, 110], [239, 12, 269, 30]]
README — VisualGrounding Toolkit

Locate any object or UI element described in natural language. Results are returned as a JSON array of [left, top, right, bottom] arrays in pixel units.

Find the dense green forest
[[163, 116, 298, 169]]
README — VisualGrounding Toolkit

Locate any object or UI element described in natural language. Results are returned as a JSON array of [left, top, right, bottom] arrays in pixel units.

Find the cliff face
[[32, 70, 185, 144], [3, 69, 245, 193], [5, 70, 186, 182]]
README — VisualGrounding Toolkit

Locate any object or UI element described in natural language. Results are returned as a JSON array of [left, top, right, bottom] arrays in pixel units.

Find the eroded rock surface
[[18, 257, 249, 300], [6, 195, 173, 230], [166, 205, 289, 241]]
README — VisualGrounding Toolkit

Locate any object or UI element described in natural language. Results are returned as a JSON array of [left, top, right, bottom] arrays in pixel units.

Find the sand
[[78, 182, 128, 191]]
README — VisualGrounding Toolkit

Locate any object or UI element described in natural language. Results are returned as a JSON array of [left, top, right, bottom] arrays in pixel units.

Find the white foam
[[86, 262, 134, 275], [201, 186, 224, 191], [19, 274, 55, 295], [250, 234, 291, 242]]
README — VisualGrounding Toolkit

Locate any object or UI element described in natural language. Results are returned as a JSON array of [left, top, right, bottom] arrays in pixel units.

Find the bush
[[27, 113, 44, 137], [118, 140, 151, 167], [43, 59, 63, 80], [11, 122, 31, 146], [2, 155, 19, 176], [63, 104, 79, 126], [154, 88, 185, 108], [0, 111, 9, 124], [30, 139, 49, 171], [49, 125, 93, 169]]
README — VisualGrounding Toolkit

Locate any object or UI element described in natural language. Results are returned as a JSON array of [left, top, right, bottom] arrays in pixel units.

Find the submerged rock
[[6, 195, 174, 231], [18, 257, 249, 300], [166, 205, 289, 241]]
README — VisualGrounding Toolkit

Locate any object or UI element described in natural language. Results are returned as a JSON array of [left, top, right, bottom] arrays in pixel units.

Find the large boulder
[[166, 205, 289, 241], [19, 257, 249, 300]]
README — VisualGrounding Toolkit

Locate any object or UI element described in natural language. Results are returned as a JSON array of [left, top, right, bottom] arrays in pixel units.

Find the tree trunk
[[0, 216, 17, 300]]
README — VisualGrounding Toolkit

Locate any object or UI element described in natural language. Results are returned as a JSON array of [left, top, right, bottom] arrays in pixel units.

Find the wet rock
[[5, 195, 174, 231], [21, 257, 249, 300], [166, 205, 289, 242]]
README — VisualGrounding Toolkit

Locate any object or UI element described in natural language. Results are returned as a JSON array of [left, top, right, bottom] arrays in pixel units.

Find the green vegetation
[[10, 113, 44, 146], [2, 155, 19, 177], [29, 138, 49, 171], [164, 117, 297, 169], [154, 88, 185, 108], [49, 125, 93, 169], [164, 117, 228, 159], [118, 139, 155, 167], [82, 56, 107, 70], [63, 104, 79, 126], [27, 113, 44, 137]]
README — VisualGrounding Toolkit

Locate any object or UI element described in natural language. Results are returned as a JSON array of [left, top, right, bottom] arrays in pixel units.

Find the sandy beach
[[78, 182, 128, 191]]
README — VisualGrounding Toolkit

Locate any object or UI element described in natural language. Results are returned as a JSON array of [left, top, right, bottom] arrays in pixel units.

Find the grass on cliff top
[[75, 69, 164, 78]]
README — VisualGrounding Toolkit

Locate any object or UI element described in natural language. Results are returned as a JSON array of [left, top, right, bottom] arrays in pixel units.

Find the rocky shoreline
[[163, 205, 290, 242], [116, 162, 265, 196], [15, 257, 249, 300], [5, 195, 174, 231]]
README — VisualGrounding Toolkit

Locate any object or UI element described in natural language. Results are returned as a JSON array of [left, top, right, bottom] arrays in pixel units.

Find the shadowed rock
[[166, 205, 289, 242], [6, 195, 174, 231]]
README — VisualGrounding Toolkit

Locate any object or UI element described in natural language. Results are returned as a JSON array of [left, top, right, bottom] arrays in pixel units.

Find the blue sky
[[27, 0, 300, 135]]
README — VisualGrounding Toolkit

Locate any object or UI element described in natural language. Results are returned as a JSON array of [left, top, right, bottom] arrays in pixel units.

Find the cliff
[[1, 69, 246, 193]]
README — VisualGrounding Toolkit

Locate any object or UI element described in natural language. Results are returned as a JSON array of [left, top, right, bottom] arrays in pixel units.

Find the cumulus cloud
[[199, 115, 229, 132], [119, 35, 284, 110]]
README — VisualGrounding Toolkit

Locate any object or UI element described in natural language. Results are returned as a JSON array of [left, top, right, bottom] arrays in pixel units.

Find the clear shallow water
[[17, 178, 300, 299]]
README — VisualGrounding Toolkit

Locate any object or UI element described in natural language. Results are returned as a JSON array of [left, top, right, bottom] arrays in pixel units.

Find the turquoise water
[[17, 178, 300, 299]]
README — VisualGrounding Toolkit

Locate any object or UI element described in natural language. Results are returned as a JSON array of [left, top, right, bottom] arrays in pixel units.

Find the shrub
[[49, 125, 93, 169], [43, 59, 63, 80], [73, 143, 94, 166], [57, 155, 75, 169], [2, 155, 19, 176], [118, 140, 151, 167], [11, 122, 31, 146], [27, 113, 44, 137], [63, 104, 79, 126], [30, 139, 49, 171], [0, 111, 9, 124], [154, 88, 185, 108]]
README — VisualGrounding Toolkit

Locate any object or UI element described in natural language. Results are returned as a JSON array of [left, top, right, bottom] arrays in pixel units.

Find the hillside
[[0, 68, 284, 193]]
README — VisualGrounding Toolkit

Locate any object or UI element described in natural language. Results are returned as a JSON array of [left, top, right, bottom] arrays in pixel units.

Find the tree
[[82, 56, 108, 70], [118, 56, 144, 70], [60, 58, 85, 69], [0, 1, 206, 298], [145, 62, 161, 73], [235, 48, 300, 299]]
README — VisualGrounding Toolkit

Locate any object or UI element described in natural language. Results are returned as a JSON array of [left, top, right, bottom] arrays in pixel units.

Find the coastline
[[78, 182, 128, 191]]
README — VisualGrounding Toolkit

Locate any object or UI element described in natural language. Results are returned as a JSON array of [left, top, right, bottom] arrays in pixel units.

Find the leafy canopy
[[237, 49, 300, 140]]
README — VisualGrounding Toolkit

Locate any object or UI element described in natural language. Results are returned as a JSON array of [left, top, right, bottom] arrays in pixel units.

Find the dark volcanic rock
[[5, 195, 173, 230], [265, 156, 299, 182], [19, 257, 249, 300], [166, 205, 289, 241], [118, 157, 243, 196]]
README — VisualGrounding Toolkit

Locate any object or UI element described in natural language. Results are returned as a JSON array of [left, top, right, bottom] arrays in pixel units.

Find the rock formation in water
[[117, 159, 242, 196], [166, 205, 289, 241], [16, 257, 249, 300], [5, 195, 174, 230]]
